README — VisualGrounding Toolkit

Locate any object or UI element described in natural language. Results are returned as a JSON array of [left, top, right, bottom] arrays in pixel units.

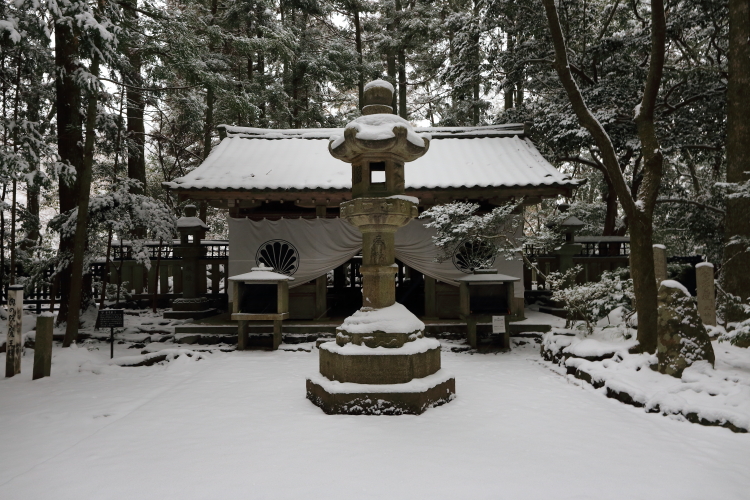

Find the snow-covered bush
[[420, 200, 522, 269], [548, 266, 634, 335], [717, 291, 750, 348]]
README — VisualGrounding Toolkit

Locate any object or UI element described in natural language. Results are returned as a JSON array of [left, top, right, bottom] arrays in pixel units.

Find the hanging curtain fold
[[228, 217, 524, 296]]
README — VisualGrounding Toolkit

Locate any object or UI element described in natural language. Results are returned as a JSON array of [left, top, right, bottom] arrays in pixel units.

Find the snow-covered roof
[[164, 124, 581, 193], [229, 266, 294, 282]]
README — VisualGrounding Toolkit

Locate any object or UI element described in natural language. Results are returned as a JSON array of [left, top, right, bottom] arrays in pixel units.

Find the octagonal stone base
[[320, 339, 440, 384], [306, 370, 455, 415]]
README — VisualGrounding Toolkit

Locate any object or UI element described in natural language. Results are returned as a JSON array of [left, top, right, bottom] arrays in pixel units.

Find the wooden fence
[[1, 240, 229, 311]]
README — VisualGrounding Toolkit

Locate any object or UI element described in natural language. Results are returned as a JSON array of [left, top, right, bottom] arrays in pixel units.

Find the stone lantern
[[230, 264, 293, 350], [165, 204, 214, 319], [306, 80, 456, 414], [548, 214, 584, 274]]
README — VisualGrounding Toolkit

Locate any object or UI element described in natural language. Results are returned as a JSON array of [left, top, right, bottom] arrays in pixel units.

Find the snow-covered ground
[[2, 334, 749, 499]]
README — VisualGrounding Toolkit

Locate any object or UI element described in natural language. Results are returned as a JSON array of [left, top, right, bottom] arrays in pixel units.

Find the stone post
[[5, 285, 23, 377], [33, 313, 54, 380], [653, 244, 668, 284], [695, 262, 716, 326]]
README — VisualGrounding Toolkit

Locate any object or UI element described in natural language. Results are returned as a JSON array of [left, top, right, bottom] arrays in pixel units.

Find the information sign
[[492, 315, 506, 334]]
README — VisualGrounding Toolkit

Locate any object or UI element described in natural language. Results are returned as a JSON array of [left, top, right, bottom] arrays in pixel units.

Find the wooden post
[[132, 263, 144, 294], [467, 316, 478, 349], [273, 319, 282, 350], [33, 314, 54, 380], [147, 264, 157, 295], [122, 262, 133, 292], [173, 263, 183, 294], [160, 265, 169, 295], [5, 285, 23, 377], [315, 275, 328, 319], [211, 263, 220, 293], [424, 276, 437, 318], [237, 320, 247, 350], [696, 262, 717, 326]]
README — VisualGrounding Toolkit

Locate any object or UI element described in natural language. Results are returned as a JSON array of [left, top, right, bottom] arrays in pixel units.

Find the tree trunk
[[542, 0, 665, 353], [63, 53, 100, 347], [203, 85, 214, 160], [353, 8, 364, 110], [123, 0, 146, 195], [723, 0, 750, 318], [55, 14, 84, 325]]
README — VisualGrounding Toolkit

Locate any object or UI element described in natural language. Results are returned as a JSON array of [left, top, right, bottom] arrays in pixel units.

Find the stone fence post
[[695, 262, 716, 326], [653, 244, 668, 284], [5, 285, 23, 377]]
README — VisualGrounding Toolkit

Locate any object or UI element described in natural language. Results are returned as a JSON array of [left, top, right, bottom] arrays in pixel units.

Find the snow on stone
[[329, 114, 428, 149], [308, 369, 453, 394], [176, 216, 208, 229], [696, 262, 714, 269], [363, 79, 395, 93], [661, 279, 690, 296], [386, 194, 420, 204], [564, 337, 638, 359], [321, 337, 439, 356], [337, 303, 424, 334]]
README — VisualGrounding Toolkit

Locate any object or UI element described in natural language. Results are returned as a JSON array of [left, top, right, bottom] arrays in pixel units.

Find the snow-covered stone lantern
[[165, 204, 212, 319], [229, 264, 293, 350], [306, 80, 455, 414], [458, 269, 520, 349]]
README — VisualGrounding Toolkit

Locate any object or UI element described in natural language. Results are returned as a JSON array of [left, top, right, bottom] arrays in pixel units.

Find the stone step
[[174, 321, 551, 337]]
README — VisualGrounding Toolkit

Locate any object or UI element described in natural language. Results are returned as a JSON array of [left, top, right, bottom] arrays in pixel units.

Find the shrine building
[[163, 123, 581, 322]]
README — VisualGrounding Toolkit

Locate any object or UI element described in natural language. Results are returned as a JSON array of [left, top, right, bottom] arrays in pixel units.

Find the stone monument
[[656, 280, 715, 377], [695, 262, 716, 326], [306, 79, 456, 414]]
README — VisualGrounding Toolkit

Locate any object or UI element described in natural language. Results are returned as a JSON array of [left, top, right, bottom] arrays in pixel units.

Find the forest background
[[0, 0, 747, 340]]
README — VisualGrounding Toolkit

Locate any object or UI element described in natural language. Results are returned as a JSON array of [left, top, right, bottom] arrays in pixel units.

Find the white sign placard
[[492, 316, 506, 334]]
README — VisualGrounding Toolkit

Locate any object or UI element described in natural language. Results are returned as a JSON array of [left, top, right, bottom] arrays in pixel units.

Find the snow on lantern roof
[[163, 124, 582, 193], [229, 264, 294, 282], [176, 216, 208, 229], [363, 79, 395, 93]]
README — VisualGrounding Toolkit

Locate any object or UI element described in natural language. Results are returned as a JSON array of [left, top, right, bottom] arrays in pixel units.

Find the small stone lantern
[[552, 215, 584, 273], [459, 269, 520, 349], [165, 204, 213, 319], [230, 265, 294, 350]]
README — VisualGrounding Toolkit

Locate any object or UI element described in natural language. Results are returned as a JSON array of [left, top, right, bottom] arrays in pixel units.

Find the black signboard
[[97, 309, 124, 359], [98, 309, 124, 328]]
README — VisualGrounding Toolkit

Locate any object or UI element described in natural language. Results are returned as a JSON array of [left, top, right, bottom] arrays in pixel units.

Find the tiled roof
[[164, 124, 581, 192]]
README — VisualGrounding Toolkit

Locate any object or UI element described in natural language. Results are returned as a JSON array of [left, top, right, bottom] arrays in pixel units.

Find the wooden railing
[[1, 241, 230, 311]]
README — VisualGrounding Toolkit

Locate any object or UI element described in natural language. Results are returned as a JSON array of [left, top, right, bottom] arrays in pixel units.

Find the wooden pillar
[[211, 263, 220, 294], [160, 265, 169, 294], [237, 320, 247, 350], [424, 276, 437, 318], [5, 285, 23, 377], [316, 204, 327, 218], [147, 264, 158, 295], [173, 263, 183, 294], [33, 314, 54, 380], [132, 264, 144, 294], [467, 316, 478, 349], [122, 262, 133, 292], [272, 319, 282, 350], [315, 275, 328, 319]]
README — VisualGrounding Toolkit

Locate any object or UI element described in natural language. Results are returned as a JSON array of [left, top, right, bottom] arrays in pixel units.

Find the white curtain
[[228, 217, 524, 296]]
